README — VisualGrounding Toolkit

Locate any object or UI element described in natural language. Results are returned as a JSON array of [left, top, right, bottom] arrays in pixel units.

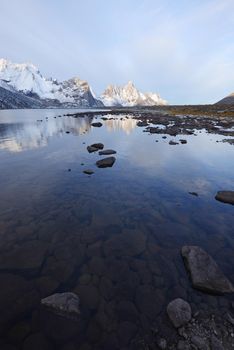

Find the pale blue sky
[[0, 0, 234, 104]]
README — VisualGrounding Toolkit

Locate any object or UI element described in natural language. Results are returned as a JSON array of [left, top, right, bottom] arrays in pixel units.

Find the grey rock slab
[[96, 156, 116, 168], [167, 298, 191, 328], [181, 246, 234, 294], [215, 191, 234, 205], [41, 292, 80, 320]]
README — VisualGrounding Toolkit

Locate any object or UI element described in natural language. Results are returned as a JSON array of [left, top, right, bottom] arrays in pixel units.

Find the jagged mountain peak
[[100, 81, 167, 107], [0, 58, 102, 107]]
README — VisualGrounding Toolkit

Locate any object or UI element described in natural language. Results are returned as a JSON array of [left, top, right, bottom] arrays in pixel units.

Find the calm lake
[[0, 109, 233, 349]]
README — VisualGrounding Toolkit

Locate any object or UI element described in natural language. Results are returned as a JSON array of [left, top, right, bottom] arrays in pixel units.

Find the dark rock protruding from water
[[96, 157, 116, 168], [87, 146, 98, 153], [215, 191, 234, 205], [169, 140, 179, 145], [189, 192, 198, 197], [99, 149, 116, 155], [137, 121, 148, 127], [91, 122, 102, 127], [181, 246, 234, 294], [83, 169, 94, 175], [91, 143, 104, 149], [41, 292, 80, 320], [167, 298, 191, 328]]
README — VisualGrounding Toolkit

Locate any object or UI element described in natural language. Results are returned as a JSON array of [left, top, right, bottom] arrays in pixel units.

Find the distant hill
[[216, 92, 234, 105]]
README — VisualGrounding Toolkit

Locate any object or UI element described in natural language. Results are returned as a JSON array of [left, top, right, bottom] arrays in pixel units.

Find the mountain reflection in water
[[0, 111, 137, 153], [0, 109, 233, 350]]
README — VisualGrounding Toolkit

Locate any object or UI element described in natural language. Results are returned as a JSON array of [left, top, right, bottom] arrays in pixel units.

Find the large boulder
[[215, 191, 234, 205], [41, 292, 80, 320], [181, 246, 234, 294], [167, 298, 191, 328]]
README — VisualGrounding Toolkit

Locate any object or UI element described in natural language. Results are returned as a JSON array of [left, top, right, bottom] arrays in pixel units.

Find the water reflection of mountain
[[104, 116, 137, 134], [0, 116, 93, 153]]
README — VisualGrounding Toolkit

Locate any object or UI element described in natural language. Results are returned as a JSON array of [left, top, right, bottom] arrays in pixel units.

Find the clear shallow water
[[0, 109, 233, 349]]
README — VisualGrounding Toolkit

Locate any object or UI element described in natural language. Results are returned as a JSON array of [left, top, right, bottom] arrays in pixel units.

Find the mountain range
[[100, 81, 167, 106], [0, 59, 167, 109]]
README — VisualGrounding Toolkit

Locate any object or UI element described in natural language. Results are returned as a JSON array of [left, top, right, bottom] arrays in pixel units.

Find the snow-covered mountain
[[0, 82, 43, 109], [0, 59, 167, 109], [0, 59, 103, 108], [100, 81, 167, 107], [216, 92, 234, 105]]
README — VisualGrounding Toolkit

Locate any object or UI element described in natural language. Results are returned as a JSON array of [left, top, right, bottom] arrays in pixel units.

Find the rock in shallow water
[[215, 191, 234, 205], [83, 169, 94, 175], [41, 292, 80, 320], [167, 298, 191, 328], [0, 240, 48, 273], [87, 146, 98, 153], [169, 140, 179, 145], [91, 143, 104, 149], [91, 122, 102, 127], [181, 246, 234, 294], [96, 157, 116, 168], [98, 149, 116, 155]]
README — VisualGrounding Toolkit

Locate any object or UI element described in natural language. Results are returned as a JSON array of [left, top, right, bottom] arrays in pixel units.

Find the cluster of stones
[[83, 142, 116, 175]]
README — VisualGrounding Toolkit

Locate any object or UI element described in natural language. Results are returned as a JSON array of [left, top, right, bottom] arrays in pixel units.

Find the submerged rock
[[41, 292, 80, 320], [99, 149, 116, 155], [181, 246, 234, 294], [0, 240, 48, 273], [96, 157, 116, 168], [167, 298, 191, 328], [215, 191, 234, 205]]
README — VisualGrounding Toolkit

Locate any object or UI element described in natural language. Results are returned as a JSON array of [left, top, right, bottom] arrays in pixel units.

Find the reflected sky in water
[[0, 109, 233, 349]]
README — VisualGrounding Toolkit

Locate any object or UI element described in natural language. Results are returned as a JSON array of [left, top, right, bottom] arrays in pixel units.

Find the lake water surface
[[0, 109, 233, 349]]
